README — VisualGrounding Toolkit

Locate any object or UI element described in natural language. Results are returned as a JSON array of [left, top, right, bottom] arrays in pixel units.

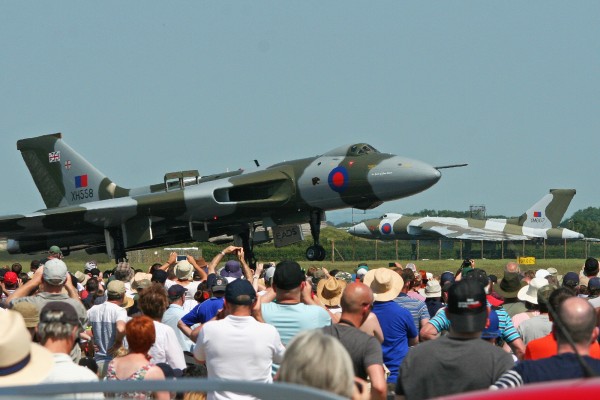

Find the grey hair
[[278, 329, 354, 398], [38, 321, 75, 344]]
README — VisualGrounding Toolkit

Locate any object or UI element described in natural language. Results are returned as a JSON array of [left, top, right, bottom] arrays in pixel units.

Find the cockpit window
[[322, 143, 380, 157]]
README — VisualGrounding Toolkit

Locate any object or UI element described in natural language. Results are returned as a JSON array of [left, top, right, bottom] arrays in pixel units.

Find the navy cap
[[167, 284, 187, 299], [589, 277, 600, 291], [225, 279, 257, 305], [562, 272, 579, 288]]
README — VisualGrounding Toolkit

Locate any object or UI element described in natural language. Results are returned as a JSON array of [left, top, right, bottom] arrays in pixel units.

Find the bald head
[[341, 282, 374, 314], [556, 297, 597, 345], [505, 262, 520, 273]]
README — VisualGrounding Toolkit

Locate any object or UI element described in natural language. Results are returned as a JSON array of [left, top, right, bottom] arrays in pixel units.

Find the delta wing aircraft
[[348, 189, 585, 242], [0, 133, 458, 262]]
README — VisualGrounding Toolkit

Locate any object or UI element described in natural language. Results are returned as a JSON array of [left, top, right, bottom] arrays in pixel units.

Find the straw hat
[[317, 277, 347, 307], [363, 268, 404, 302], [0, 310, 54, 387]]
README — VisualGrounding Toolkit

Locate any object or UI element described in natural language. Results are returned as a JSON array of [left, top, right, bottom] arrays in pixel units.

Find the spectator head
[[334, 271, 353, 285], [273, 261, 305, 291], [151, 269, 168, 285], [74, 271, 89, 287], [584, 257, 599, 277], [522, 269, 536, 283], [132, 272, 153, 293], [48, 245, 63, 259], [12, 302, 39, 338], [107, 280, 133, 308], [38, 302, 81, 345], [3, 271, 18, 289], [167, 284, 187, 304], [220, 260, 243, 281], [263, 265, 276, 287], [174, 260, 194, 281], [340, 282, 374, 324], [440, 271, 455, 286], [494, 272, 523, 299], [463, 268, 489, 293], [537, 284, 556, 313], [504, 262, 520, 273], [138, 283, 169, 320], [518, 277, 548, 307], [316, 277, 346, 307], [208, 276, 228, 296], [126, 315, 156, 354], [278, 329, 354, 398], [114, 262, 134, 283], [400, 268, 415, 290], [481, 309, 501, 342], [30, 259, 41, 272], [356, 263, 369, 280], [588, 277, 600, 297], [425, 280, 442, 300], [363, 268, 403, 302], [84, 261, 97, 273], [149, 263, 163, 274], [447, 279, 487, 334], [225, 278, 257, 309], [42, 259, 68, 287], [11, 263, 22, 275], [555, 297, 599, 346], [0, 310, 53, 387], [562, 272, 579, 289]]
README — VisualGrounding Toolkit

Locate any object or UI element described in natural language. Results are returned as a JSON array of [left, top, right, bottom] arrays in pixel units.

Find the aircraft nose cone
[[368, 156, 441, 201], [348, 222, 370, 237]]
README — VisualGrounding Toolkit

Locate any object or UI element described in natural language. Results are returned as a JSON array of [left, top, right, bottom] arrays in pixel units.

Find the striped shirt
[[429, 302, 520, 343], [393, 293, 430, 331]]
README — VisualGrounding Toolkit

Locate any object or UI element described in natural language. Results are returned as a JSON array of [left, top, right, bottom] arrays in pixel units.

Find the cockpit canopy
[[323, 143, 380, 157]]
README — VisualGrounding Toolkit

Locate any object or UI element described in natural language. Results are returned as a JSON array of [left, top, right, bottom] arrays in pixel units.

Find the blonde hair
[[278, 329, 354, 398]]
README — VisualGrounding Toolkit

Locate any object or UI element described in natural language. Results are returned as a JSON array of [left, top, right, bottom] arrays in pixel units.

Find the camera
[[461, 259, 472, 268], [177, 255, 187, 262]]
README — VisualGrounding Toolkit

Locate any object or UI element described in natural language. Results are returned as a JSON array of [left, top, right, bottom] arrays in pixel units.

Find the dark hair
[[548, 286, 575, 312], [30, 259, 41, 270], [86, 277, 100, 293], [126, 316, 156, 354], [401, 268, 415, 285], [11, 263, 22, 275]]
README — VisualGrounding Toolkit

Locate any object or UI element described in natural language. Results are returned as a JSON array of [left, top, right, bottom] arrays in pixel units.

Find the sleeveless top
[[105, 360, 154, 399]]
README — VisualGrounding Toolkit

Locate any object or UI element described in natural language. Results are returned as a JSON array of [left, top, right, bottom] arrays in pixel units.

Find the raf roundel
[[380, 223, 393, 235], [327, 166, 349, 193]]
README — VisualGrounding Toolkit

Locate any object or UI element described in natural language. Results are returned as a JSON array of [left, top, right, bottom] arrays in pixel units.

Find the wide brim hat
[[494, 272, 525, 298], [175, 260, 194, 280], [220, 261, 243, 279], [363, 268, 403, 302], [121, 296, 134, 309], [0, 311, 54, 387], [518, 277, 548, 304], [317, 277, 347, 307], [74, 270, 89, 286]]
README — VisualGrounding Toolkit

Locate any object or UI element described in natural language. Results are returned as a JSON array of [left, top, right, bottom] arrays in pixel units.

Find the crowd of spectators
[[2, 246, 600, 400]]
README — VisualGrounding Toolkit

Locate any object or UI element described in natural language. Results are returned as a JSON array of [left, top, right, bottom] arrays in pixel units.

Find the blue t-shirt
[[372, 301, 418, 383], [181, 297, 224, 327], [261, 302, 331, 345]]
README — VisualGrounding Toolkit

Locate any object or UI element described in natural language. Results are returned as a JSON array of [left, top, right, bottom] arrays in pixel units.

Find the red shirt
[[525, 332, 600, 360]]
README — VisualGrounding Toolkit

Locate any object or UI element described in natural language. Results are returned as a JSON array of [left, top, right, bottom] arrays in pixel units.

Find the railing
[[0, 378, 346, 400]]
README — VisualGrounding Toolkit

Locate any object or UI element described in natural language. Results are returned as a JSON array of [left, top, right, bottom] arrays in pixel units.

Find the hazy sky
[[1, 2, 598, 225]]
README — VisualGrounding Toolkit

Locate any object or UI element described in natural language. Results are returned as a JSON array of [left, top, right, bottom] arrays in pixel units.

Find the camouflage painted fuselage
[[1, 135, 442, 255]]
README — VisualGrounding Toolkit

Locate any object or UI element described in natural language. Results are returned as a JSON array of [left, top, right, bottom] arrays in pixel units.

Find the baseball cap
[[589, 277, 600, 291], [463, 268, 488, 289], [225, 279, 257, 305], [4, 271, 18, 285], [40, 302, 79, 325], [446, 279, 487, 333], [440, 271, 455, 286], [273, 261, 305, 290], [562, 271, 579, 288], [210, 276, 228, 292], [48, 245, 62, 255], [42, 259, 68, 285], [167, 284, 188, 300], [481, 309, 501, 340], [107, 280, 126, 297]]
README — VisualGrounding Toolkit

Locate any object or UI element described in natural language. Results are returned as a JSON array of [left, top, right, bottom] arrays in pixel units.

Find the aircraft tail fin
[[17, 133, 129, 209], [513, 189, 576, 229]]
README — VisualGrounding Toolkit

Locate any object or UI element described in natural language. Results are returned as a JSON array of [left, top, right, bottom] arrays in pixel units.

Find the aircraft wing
[[417, 221, 531, 241]]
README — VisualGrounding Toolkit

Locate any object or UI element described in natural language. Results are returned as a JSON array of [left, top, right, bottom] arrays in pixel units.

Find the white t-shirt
[[43, 353, 102, 399], [194, 315, 286, 400]]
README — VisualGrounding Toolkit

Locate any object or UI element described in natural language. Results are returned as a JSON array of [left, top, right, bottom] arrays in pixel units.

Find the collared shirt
[[162, 303, 195, 352], [43, 353, 103, 399]]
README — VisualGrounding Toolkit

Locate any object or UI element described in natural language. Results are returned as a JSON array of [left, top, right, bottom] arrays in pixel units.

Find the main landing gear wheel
[[306, 245, 326, 261]]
